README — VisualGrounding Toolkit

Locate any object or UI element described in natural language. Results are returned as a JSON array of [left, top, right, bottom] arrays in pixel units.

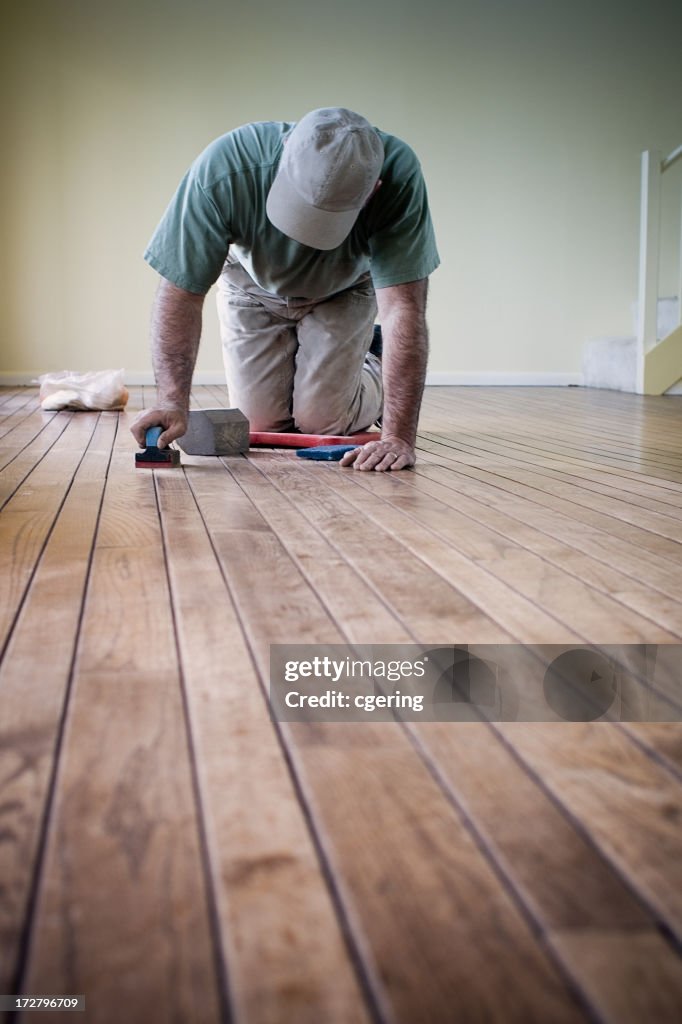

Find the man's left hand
[[340, 435, 415, 472]]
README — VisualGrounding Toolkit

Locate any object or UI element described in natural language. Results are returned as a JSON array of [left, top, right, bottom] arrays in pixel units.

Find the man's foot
[[370, 324, 382, 359], [368, 324, 383, 427]]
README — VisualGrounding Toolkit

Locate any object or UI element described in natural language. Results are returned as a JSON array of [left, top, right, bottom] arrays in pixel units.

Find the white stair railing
[[636, 143, 682, 393]]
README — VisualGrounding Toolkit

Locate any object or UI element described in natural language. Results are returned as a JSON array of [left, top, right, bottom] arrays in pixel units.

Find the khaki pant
[[216, 258, 383, 433]]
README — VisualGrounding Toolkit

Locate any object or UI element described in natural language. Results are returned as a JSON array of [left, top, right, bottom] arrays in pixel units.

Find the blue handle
[[145, 426, 163, 448], [296, 444, 357, 461]]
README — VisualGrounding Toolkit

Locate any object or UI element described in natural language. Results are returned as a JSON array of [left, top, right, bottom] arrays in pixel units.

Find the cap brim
[[266, 169, 359, 251]]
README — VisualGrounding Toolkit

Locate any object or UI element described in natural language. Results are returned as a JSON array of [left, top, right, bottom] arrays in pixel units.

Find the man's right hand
[[130, 407, 188, 450]]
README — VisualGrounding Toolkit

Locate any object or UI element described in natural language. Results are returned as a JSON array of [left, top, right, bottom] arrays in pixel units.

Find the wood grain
[[251, 452, 524, 644], [19, 417, 223, 1024], [156, 462, 372, 1024], [203, 456, 588, 1023], [0, 416, 116, 993], [0, 393, 41, 441], [414, 456, 682, 604], [0, 414, 100, 649], [551, 930, 682, 1024], [496, 723, 682, 940]]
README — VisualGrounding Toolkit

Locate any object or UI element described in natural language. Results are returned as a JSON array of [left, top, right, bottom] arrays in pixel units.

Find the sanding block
[[176, 408, 249, 455], [135, 426, 181, 469]]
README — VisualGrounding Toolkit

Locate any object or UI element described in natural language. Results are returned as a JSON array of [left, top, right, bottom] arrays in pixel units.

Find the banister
[[661, 143, 682, 173], [637, 145, 682, 392]]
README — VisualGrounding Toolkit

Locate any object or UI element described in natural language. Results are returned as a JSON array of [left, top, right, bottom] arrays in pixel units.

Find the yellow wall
[[2, 0, 681, 381]]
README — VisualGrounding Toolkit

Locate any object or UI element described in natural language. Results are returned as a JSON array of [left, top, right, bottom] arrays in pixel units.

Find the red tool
[[249, 430, 380, 448]]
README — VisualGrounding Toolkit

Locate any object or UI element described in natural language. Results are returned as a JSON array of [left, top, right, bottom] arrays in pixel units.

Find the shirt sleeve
[[365, 155, 440, 289], [143, 164, 232, 295]]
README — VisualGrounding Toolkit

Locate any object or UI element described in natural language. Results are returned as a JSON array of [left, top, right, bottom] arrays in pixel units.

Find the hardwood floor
[[0, 384, 681, 1023]]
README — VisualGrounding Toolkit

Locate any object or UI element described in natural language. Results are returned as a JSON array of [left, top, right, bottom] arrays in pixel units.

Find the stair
[[582, 297, 682, 394]]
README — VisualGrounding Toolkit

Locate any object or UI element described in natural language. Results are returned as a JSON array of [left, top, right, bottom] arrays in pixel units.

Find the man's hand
[[131, 407, 188, 449], [340, 435, 415, 471]]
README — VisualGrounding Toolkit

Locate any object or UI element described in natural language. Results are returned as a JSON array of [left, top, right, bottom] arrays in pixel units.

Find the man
[[131, 107, 439, 471]]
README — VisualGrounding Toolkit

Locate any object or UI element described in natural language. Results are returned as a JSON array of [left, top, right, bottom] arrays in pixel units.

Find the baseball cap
[[266, 107, 384, 251]]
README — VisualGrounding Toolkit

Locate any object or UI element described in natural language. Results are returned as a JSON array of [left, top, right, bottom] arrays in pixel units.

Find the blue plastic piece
[[296, 444, 357, 461], [145, 425, 163, 448]]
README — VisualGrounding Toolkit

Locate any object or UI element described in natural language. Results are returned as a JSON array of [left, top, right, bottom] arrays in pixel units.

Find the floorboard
[[1, 385, 681, 1024]]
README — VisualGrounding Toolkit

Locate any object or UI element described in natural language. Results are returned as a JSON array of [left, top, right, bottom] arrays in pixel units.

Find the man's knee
[[293, 410, 350, 436], [235, 398, 294, 433]]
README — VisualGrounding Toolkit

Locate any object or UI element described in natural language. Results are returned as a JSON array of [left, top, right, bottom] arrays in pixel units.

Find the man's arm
[[130, 278, 205, 449], [341, 278, 429, 471]]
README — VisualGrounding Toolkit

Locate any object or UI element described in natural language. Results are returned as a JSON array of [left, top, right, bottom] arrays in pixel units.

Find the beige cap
[[266, 108, 384, 251]]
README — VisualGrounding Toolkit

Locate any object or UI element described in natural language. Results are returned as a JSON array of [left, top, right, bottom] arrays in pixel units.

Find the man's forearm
[[151, 279, 205, 408], [377, 279, 429, 447]]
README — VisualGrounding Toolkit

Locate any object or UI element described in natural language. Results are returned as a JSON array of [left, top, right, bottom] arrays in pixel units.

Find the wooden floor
[[1, 384, 682, 1023]]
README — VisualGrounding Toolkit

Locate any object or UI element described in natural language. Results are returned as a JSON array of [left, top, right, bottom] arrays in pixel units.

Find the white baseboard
[[0, 373, 41, 386], [1, 370, 584, 388], [425, 371, 583, 386]]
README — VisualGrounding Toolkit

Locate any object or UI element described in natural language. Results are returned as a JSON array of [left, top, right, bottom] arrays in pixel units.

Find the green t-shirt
[[144, 120, 440, 299]]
